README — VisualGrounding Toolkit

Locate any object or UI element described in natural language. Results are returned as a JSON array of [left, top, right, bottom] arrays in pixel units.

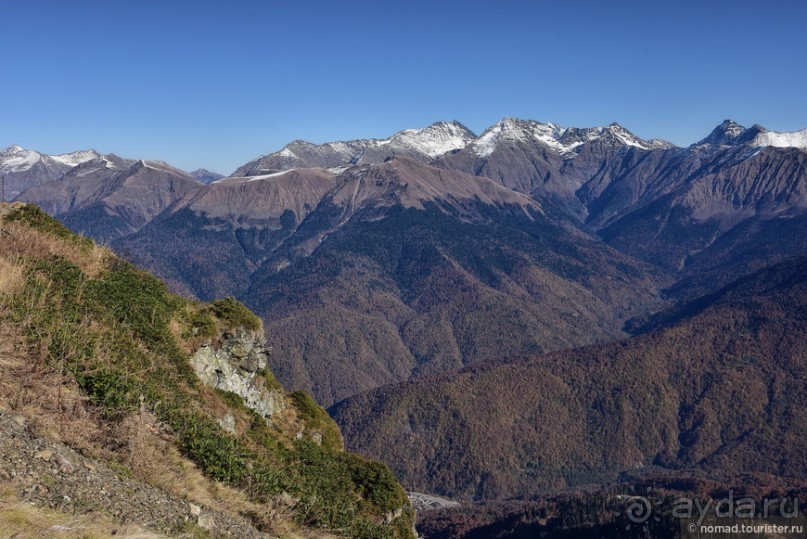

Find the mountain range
[[3, 116, 806, 536]]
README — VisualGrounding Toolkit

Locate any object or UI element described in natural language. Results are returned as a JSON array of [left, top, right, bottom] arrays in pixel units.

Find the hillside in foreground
[[0, 203, 414, 538]]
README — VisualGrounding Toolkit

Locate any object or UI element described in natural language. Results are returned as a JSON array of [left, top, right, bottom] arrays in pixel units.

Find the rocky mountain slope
[[435, 120, 807, 289], [331, 255, 807, 501], [434, 118, 673, 218], [17, 158, 204, 243], [590, 136, 807, 284], [0, 203, 414, 538], [0, 410, 266, 538]]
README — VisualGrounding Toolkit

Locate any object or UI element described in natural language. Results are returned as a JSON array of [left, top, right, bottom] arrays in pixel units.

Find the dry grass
[[0, 254, 26, 297], [0, 314, 113, 469], [0, 225, 280, 534], [0, 220, 110, 278], [0, 483, 167, 539], [0, 314, 108, 457]]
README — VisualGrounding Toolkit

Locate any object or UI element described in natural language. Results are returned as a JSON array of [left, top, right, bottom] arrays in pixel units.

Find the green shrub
[[78, 367, 140, 414], [209, 297, 261, 332], [214, 388, 245, 408], [345, 456, 409, 513], [171, 411, 249, 483], [290, 390, 343, 450], [257, 367, 283, 391], [180, 307, 217, 339]]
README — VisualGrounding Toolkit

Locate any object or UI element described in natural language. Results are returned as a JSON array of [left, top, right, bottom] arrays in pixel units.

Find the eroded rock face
[[191, 331, 285, 420]]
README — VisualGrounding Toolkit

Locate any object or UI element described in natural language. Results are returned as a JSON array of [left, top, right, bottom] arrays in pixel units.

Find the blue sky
[[2, 0, 806, 174]]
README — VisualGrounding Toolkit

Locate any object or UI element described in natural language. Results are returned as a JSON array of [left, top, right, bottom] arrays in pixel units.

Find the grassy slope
[[0, 203, 413, 538]]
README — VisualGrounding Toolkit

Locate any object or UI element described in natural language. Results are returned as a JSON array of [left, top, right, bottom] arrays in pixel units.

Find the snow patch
[[246, 171, 291, 181], [752, 129, 807, 151], [472, 119, 657, 157], [1, 145, 101, 173], [230, 168, 338, 182], [0, 146, 41, 172], [50, 149, 98, 167]]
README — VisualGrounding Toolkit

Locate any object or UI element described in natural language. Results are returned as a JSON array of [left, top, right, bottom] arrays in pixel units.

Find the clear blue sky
[[2, 0, 806, 174]]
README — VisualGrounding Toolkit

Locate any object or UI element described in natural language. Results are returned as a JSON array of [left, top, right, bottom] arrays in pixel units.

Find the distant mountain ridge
[[231, 121, 477, 177], [0, 144, 103, 200], [17, 157, 203, 243], [230, 119, 675, 177], [189, 168, 224, 183], [113, 157, 666, 405], [697, 119, 807, 149]]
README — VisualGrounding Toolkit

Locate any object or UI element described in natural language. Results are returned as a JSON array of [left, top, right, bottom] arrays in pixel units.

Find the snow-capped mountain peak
[[0, 145, 42, 173], [0, 145, 99, 174], [697, 120, 807, 151], [697, 120, 754, 146], [472, 119, 669, 157], [0, 145, 117, 201], [750, 127, 807, 151], [233, 121, 477, 176], [49, 149, 100, 167], [473, 118, 561, 157], [388, 121, 476, 158]]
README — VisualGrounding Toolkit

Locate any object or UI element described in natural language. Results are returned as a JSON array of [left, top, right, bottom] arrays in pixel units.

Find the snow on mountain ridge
[[0, 145, 42, 173], [387, 121, 477, 158], [262, 121, 475, 163], [50, 149, 101, 167], [472, 118, 668, 158], [697, 120, 807, 151], [0, 145, 99, 173], [752, 128, 807, 151]]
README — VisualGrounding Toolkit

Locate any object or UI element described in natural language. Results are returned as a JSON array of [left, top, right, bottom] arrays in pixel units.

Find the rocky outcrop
[[190, 331, 285, 421]]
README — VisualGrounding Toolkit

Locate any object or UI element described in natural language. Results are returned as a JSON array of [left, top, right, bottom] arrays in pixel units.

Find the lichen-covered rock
[[218, 412, 236, 434], [191, 331, 285, 420]]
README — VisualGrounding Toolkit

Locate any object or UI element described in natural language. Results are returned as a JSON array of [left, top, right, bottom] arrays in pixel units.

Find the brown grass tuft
[[0, 255, 26, 297], [0, 221, 110, 278]]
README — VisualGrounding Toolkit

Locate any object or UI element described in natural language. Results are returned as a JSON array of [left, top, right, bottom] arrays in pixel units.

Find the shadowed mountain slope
[[17, 158, 204, 243]]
